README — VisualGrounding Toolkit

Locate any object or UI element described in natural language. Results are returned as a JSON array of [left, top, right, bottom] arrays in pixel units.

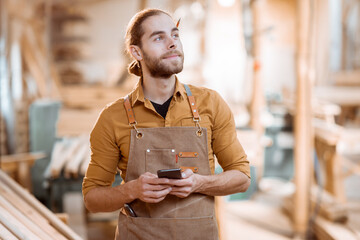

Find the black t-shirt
[[150, 96, 173, 119]]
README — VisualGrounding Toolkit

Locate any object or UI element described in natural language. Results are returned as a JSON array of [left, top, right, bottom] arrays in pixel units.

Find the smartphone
[[157, 168, 182, 179]]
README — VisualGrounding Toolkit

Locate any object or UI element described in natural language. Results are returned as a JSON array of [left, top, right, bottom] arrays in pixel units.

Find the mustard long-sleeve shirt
[[82, 78, 250, 196]]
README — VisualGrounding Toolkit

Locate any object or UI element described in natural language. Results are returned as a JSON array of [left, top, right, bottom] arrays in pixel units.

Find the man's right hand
[[133, 172, 172, 203]]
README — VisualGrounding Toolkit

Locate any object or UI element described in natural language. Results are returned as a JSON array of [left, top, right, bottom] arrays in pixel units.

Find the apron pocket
[[117, 213, 218, 240], [145, 149, 176, 175]]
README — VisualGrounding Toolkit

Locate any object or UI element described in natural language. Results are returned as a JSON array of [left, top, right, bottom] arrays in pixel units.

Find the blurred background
[[0, 0, 360, 239]]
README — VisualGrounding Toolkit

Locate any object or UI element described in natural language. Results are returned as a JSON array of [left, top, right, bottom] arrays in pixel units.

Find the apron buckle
[[130, 121, 143, 139], [193, 117, 203, 137]]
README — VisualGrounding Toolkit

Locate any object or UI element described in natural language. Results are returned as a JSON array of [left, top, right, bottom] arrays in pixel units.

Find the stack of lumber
[[0, 169, 82, 240], [44, 135, 90, 179]]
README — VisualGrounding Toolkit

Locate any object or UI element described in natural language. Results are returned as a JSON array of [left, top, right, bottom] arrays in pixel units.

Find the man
[[82, 8, 250, 240]]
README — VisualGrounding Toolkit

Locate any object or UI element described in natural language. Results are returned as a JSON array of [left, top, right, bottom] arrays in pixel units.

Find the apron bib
[[115, 85, 219, 240]]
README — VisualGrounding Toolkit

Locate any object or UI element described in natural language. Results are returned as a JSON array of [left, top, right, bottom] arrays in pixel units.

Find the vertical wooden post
[[45, 0, 53, 98], [139, 0, 147, 10], [249, 0, 264, 134], [294, 0, 312, 237]]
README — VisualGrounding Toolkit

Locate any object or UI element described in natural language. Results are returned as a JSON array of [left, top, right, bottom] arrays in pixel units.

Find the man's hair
[[125, 8, 172, 76]]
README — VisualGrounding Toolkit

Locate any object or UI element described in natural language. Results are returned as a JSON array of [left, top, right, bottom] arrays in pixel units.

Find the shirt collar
[[130, 76, 186, 106]]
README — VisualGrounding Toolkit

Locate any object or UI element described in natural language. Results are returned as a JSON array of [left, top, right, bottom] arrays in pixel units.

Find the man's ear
[[129, 45, 143, 61]]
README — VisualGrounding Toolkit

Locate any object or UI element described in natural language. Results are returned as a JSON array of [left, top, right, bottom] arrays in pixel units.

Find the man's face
[[139, 13, 184, 78]]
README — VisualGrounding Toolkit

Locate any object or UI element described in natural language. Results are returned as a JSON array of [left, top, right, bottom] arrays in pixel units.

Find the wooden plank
[[0, 152, 46, 163], [0, 205, 41, 240], [0, 194, 53, 239], [51, 138, 82, 178], [0, 182, 67, 240], [0, 223, 18, 240], [0, 170, 82, 240], [65, 138, 89, 178], [249, 0, 265, 134], [79, 149, 91, 176], [55, 213, 69, 225], [44, 141, 66, 179], [294, 0, 312, 235]]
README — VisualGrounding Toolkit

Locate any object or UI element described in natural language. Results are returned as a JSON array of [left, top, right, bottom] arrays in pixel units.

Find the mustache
[[161, 50, 183, 58]]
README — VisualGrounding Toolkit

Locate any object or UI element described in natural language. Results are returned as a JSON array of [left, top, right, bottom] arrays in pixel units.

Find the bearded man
[[82, 8, 250, 240]]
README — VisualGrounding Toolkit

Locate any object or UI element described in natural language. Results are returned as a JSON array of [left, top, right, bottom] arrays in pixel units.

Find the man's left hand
[[167, 169, 201, 198]]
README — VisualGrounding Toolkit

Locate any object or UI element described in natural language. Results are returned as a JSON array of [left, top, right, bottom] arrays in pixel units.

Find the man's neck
[[142, 75, 176, 104]]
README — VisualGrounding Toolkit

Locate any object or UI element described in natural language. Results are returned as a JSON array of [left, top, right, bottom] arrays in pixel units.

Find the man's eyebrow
[[149, 28, 179, 38]]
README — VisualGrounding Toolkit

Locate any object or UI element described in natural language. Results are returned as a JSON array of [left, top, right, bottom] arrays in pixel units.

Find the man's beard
[[142, 50, 184, 78]]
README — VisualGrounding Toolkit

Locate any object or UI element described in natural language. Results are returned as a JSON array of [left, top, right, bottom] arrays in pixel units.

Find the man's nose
[[167, 37, 177, 49]]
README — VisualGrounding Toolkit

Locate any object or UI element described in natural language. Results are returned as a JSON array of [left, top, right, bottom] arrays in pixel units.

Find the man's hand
[[134, 172, 172, 203], [168, 169, 202, 198]]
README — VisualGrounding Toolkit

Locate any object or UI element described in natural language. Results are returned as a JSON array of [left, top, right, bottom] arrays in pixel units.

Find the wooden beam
[[0, 182, 67, 240], [0, 170, 82, 240], [65, 140, 88, 178], [0, 223, 18, 240], [249, 0, 265, 134], [0, 152, 46, 163], [0, 205, 41, 240], [0, 194, 53, 239], [293, 0, 312, 236]]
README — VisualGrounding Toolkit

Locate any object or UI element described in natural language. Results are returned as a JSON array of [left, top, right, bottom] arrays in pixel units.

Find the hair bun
[[128, 60, 142, 76]]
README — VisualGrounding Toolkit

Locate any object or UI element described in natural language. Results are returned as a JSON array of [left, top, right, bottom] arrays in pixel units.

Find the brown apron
[[115, 85, 219, 240]]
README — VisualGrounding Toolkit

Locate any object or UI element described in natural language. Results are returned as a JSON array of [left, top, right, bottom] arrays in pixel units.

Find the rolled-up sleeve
[[211, 91, 250, 178], [82, 107, 120, 197]]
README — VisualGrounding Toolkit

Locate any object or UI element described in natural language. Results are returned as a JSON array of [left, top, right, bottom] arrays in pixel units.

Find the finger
[[181, 169, 194, 178], [141, 174, 170, 185], [169, 191, 189, 198], [146, 177, 170, 185], [170, 186, 191, 193], [167, 178, 192, 187], [143, 187, 172, 199], [145, 184, 171, 191]]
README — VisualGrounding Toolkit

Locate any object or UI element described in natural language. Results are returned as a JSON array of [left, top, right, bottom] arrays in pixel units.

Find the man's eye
[[155, 36, 162, 41], [172, 33, 179, 38]]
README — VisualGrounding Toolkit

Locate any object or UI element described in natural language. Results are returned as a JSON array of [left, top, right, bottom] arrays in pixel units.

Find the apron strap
[[124, 95, 136, 125], [184, 84, 200, 120]]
